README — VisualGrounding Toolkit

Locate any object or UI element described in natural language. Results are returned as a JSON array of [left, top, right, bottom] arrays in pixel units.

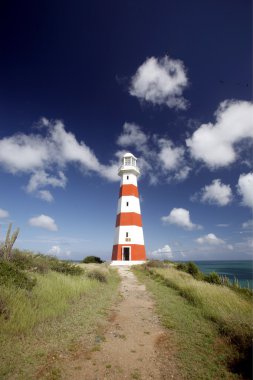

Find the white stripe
[[117, 196, 141, 214], [114, 225, 145, 245], [120, 173, 137, 186]]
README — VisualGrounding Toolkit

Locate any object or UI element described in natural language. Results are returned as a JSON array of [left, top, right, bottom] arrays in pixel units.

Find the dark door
[[123, 247, 130, 261]]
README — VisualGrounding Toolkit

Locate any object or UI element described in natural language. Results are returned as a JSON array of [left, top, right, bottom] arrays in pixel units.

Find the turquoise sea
[[194, 260, 253, 289]]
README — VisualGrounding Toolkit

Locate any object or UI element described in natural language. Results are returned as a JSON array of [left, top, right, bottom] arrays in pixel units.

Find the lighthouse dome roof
[[123, 152, 137, 159]]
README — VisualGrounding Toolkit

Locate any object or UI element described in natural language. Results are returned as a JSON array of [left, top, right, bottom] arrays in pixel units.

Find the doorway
[[122, 247, 130, 261]]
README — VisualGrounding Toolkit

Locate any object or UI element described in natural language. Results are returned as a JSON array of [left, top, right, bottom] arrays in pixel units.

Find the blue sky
[[0, 0, 252, 261]]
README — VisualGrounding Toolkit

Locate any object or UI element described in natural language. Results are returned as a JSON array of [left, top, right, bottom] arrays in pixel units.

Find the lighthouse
[[111, 152, 146, 265]]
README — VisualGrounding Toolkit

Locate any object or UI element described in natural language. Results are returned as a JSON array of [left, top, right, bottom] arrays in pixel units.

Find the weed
[[87, 269, 107, 282]]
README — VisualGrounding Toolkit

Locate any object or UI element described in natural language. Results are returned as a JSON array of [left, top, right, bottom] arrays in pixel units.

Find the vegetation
[[0, 251, 120, 378], [0, 223, 20, 261], [134, 264, 252, 379], [82, 255, 104, 264]]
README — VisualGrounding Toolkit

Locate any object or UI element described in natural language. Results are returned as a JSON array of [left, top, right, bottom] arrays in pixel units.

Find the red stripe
[[111, 244, 146, 261], [119, 184, 139, 198], [116, 212, 142, 227]]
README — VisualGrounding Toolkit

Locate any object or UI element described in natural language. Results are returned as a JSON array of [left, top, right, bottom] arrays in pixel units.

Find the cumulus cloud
[[186, 100, 253, 168], [161, 208, 202, 230], [129, 56, 189, 110], [29, 214, 58, 231], [0, 119, 120, 201], [196, 233, 225, 245], [242, 220, 253, 229], [237, 172, 253, 208], [117, 123, 148, 152], [116, 124, 189, 183], [48, 245, 71, 257], [197, 179, 233, 206], [157, 138, 191, 182], [149, 244, 173, 260], [37, 190, 54, 202], [0, 208, 9, 218], [26, 170, 67, 193]]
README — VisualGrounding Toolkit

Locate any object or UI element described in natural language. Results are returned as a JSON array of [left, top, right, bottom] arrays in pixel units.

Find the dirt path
[[61, 267, 179, 380]]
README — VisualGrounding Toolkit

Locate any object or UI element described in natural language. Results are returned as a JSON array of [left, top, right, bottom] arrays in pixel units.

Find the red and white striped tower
[[111, 152, 146, 265]]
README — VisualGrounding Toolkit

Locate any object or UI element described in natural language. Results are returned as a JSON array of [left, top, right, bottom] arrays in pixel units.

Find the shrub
[[0, 260, 36, 291], [87, 269, 107, 283], [176, 262, 188, 271], [0, 224, 20, 261], [176, 262, 203, 280], [145, 260, 167, 268], [11, 249, 34, 270], [82, 256, 104, 264], [205, 271, 222, 285], [49, 260, 84, 276]]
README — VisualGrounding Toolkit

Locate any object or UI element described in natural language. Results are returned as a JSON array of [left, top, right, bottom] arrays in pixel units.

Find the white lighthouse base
[[110, 260, 146, 267]]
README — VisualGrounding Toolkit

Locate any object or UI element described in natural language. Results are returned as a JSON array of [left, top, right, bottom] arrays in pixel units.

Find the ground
[[60, 266, 180, 380]]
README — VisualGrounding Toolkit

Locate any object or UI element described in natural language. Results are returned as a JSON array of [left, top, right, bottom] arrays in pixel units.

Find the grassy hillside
[[0, 250, 120, 379], [133, 263, 252, 380]]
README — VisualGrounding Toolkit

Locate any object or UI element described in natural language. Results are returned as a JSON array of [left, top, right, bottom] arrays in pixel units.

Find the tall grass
[[144, 266, 252, 377], [153, 268, 252, 338], [0, 271, 98, 335]]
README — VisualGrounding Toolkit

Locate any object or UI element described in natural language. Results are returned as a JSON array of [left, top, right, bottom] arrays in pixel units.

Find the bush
[[0, 260, 36, 291], [176, 262, 188, 271], [82, 256, 104, 264], [11, 249, 34, 270], [145, 260, 167, 268], [176, 261, 203, 280], [87, 269, 107, 283], [49, 260, 84, 276], [205, 272, 222, 285]]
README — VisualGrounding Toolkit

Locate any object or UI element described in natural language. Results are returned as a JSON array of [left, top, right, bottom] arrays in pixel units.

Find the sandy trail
[[61, 266, 179, 380]]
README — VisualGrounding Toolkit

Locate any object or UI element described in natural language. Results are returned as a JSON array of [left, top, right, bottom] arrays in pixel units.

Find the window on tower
[[127, 175, 129, 180], [126, 232, 128, 237], [126, 202, 129, 206], [125, 157, 131, 165]]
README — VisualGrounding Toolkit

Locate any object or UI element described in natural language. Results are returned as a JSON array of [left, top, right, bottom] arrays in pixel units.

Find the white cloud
[[29, 214, 58, 231], [0, 133, 49, 174], [37, 190, 54, 202], [48, 245, 71, 257], [196, 233, 225, 245], [158, 138, 185, 170], [242, 220, 253, 229], [198, 179, 233, 206], [26, 170, 67, 193], [162, 208, 202, 230], [149, 244, 173, 260], [0, 119, 120, 201], [237, 172, 253, 208], [0, 208, 9, 218], [157, 139, 190, 182], [186, 100, 253, 168], [217, 224, 229, 227], [117, 123, 148, 152], [130, 55, 188, 110]]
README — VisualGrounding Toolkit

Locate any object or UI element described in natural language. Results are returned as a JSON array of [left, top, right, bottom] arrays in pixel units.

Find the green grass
[[0, 264, 120, 379], [133, 266, 252, 380]]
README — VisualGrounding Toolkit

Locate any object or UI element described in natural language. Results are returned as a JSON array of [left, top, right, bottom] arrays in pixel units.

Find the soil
[[58, 267, 181, 380]]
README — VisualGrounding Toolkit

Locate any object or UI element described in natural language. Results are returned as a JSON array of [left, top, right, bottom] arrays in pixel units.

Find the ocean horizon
[[192, 260, 253, 289]]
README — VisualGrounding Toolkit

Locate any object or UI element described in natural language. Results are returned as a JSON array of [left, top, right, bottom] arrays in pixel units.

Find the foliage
[[49, 259, 84, 276], [138, 265, 253, 379], [82, 255, 104, 264], [0, 223, 20, 261], [87, 269, 107, 282], [204, 271, 222, 285], [144, 260, 168, 268], [176, 261, 203, 280], [134, 267, 242, 380], [0, 260, 36, 291]]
